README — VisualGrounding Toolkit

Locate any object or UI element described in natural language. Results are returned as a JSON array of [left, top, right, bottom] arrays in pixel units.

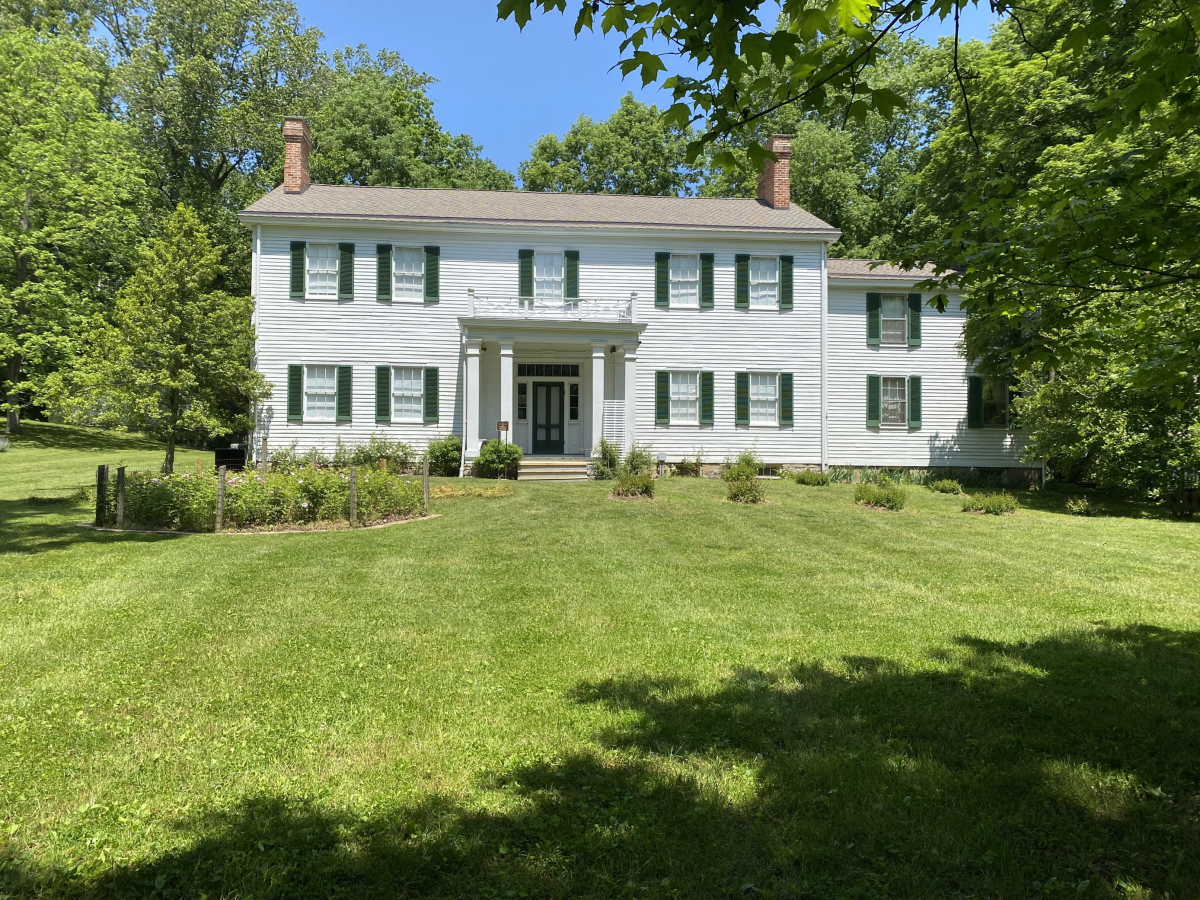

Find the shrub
[[673, 455, 702, 477], [854, 483, 907, 511], [611, 471, 654, 498], [1066, 495, 1103, 517], [332, 434, 417, 470], [475, 439, 522, 478], [962, 491, 1019, 515], [727, 475, 767, 504], [624, 442, 655, 476], [722, 450, 763, 483], [793, 469, 830, 486], [425, 434, 463, 476], [591, 438, 621, 480], [929, 478, 963, 494], [268, 442, 304, 472]]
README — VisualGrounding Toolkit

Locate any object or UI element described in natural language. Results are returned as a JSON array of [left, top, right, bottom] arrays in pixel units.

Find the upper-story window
[[535, 252, 564, 299], [669, 255, 699, 307], [881, 294, 909, 344], [394, 247, 424, 300], [749, 256, 778, 307], [307, 244, 338, 298]]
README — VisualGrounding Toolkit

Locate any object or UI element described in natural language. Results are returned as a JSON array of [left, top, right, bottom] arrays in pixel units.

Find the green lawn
[[1, 428, 1198, 899]]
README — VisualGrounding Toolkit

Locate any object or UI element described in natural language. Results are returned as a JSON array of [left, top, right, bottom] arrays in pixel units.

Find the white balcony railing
[[467, 290, 636, 323]]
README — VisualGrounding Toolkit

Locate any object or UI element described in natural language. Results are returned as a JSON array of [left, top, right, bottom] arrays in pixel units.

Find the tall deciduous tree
[[519, 93, 699, 195], [48, 205, 268, 473], [0, 27, 142, 435], [310, 47, 514, 190]]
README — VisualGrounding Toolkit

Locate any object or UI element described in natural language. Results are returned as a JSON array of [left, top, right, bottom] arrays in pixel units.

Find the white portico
[[459, 292, 645, 460]]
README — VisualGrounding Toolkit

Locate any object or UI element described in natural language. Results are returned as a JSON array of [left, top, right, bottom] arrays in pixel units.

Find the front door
[[532, 382, 564, 454]]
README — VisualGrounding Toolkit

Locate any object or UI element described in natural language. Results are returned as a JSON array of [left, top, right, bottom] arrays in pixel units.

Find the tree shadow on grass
[[0, 499, 183, 555], [4, 422, 166, 454], [2, 625, 1197, 898]]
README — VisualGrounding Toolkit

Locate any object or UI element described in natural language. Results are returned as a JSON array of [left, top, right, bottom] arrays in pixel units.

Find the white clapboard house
[[239, 118, 1031, 479]]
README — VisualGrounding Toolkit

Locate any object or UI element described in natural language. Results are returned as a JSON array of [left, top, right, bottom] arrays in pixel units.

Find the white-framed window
[[750, 372, 778, 424], [535, 251, 564, 300], [669, 254, 699, 307], [749, 256, 778, 307], [306, 244, 338, 299], [392, 366, 424, 421], [882, 376, 907, 424], [305, 365, 337, 421], [393, 247, 424, 300], [670, 371, 699, 424], [881, 294, 908, 344]]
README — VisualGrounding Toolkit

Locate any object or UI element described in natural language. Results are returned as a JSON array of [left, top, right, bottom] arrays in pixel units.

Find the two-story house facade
[[239, 118, 1030, 478]]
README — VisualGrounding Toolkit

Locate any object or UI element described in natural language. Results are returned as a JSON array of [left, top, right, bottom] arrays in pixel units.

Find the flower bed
[[107, 466, 423, 532]]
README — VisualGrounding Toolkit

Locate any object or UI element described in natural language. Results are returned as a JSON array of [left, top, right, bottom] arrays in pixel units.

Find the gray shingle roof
[[240, 184, 839, 235], [826, 258, 945, 279]]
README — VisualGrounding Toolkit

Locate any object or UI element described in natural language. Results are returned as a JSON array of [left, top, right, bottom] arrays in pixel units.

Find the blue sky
[[300, 0, 999, 176]]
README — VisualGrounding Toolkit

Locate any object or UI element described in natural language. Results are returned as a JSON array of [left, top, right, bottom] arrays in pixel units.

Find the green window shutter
[[376, 244, 392, 301], [423, 367, 439, 422], [780, 372, 794, 426], [908, 292, 922, 346], [336, 366, 352, 422], [908, 375, 922, 428], [375, 365, 392, 423], [518, 249, 534, 298], [700, 371, 714, 424], [290, 241, 306, 298], [565, 250, 579, 299], [287, 365, 303, 422], [735, 372, 750, 425], [866, 374, 881, 427], [338, 243, 354, 300], [967, 374, 984, 428], [735, 255, 749, 308], [655, 371, 670, 424], [779, 255, 793, 309], [866, 292, 882, 345], [700, 253, 714, 308], [423, 246, 440, 301], [654, 252, 670, 308]]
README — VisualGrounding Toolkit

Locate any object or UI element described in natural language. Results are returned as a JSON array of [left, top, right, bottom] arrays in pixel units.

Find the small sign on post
[[115, 466, 126, 529], [215, 465, 227, 533], [349, 466, 358, 527], [422, 455, 430, 516], [95, 464, 109, 526], [497, 421, 509, 433]]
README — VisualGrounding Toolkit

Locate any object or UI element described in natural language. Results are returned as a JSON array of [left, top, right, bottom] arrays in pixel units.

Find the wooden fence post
[[215, 465, 226, 533], [115, 466, 126, 529], [349, 466, 358, 527], [95, 464, 109, 526], [422, 455, 430, 516]]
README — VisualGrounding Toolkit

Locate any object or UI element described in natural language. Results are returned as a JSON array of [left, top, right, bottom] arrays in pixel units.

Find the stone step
[[518, 457, 591, 481]]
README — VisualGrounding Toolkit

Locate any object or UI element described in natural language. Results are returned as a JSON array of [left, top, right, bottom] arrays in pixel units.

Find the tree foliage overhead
[[520, 93, 698, 195]]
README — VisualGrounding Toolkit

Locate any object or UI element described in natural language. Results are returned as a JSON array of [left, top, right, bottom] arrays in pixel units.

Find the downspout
[[819, 242, 829, 472], [251, 224, 261, 465], [458, 329, 468, 478]]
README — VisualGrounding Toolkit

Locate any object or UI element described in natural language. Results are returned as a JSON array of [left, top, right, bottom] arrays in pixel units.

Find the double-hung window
[[882, 376, 907, 424], [392, 366, 424, 421], [669, 255, 699, 307], [535, 252, 564, 300], [305, 365, 337, 420], [393, 248, 424, 300], [750, 373, 778, 424], [306, 244, 338, 298], [670, 372, 699, 424], [881, 294, 908, 344], [982, 377, 1009, 426], [749, 257, 778, 307]]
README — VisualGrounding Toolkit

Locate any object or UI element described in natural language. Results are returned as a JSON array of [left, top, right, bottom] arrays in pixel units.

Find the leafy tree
[[47, 205, 268, 473], [519, 93, 699, 195], [0, 27, 143, 435], [309, 47, 513, 190]]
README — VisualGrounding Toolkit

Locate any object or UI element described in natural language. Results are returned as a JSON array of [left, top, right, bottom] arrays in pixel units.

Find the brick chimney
[[282, 117, 311, 193], [757, 134, 792, 209]]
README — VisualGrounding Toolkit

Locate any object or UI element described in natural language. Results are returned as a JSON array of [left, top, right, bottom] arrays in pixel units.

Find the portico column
[[464, 339, 482, 460], [591, 342, 606, 456], [622, 341, 638, 453], [499, 341, 514, 442]]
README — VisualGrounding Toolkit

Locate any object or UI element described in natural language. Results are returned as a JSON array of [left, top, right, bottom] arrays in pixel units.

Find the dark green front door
[[532, 382, 564, 454]]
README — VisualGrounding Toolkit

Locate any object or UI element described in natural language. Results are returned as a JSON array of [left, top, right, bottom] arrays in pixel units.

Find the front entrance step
[[518, 456, 590, 481]]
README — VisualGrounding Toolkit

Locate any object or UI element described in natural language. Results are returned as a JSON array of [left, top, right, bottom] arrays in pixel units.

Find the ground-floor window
[[305, 365, 337, 421], [750, 372, 778, 424], [982, 377, 1009, 426], [670, 371, 699, 424], [882, 376, 907, 424], [392, 366, 424, 421]]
